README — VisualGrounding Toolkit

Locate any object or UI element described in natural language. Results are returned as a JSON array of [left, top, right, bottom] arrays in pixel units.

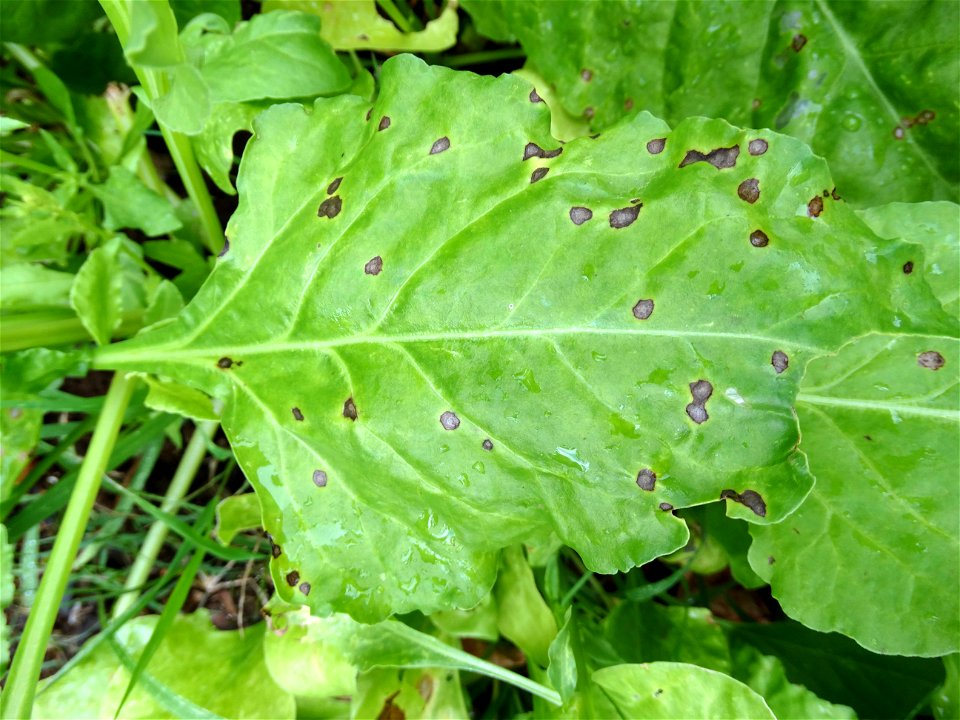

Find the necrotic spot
[[292, 407, 304, 421], [440, 411, 460, 430], [738, 490, 767, 517], [609, 205, 641, 228], [318, 196, 342, 219], [689, 380, 714, 403], [632, 298, 654, 320], [217, 357, 234, 369], [482, 439, 493, 451], [217, 238, 230, 258], [523, 142, 562, 161], [569, 207, 593, 225], [750, 230, 769, 247], [581, 68, 593, 82], [365, 108, 372, 121], [748, 138, 768, 156], [271, 543, 282, 558], [313, 469, 328, 487], [430, 137, 450, 155], [378, 116, 391, 131], [903, 261, 914, 274], [893, 126, 905, 140], [791, 34, 807, 52], [286, 571, 300, 587], [686, 403, 708, 424], [738, 178, 760, 203], [771, 350, 789, 374], [659, 502, 674, 512], [327, 177, 343, 194], [364, 256, 383, 275], [343, 397, 358, 420], [299, 582, 311, 596], [530, 167, 549, 183], [530, 88, 542, 103], [636, 469, 656, 491], [679, 145, 740, 170], [917, 351, 945, 370], [807, 196, 824, 217], [646, 138, 666, 154], [625, 98, 634, 110]]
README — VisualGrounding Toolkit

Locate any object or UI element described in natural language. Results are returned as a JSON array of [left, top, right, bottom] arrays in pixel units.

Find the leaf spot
[[767, 556, 775, 565], [364, 256, 383, 275], [291, 407, 304, 421], [271, 542, 282, 558], [632, 298, 654, 320], [327, 177, 343, 194], [738, 178, 760, 203], [749, 229, 769, 247], [317, 196, 342, 219], [482, 439, 493, 451], [365, 107, 372, 122], [217, 238, 230, 258], [646, 137, 666, 154], [917, 351, 945, 370], [378, 116, 391, 131], [748, 138, 768, 156], [583, 106, 595, 120], [636, 468, 657, 491], [771, 350, 789, 374], [679, 145, 740, 170], [791, 34, 807, 52], [569, 206, 593, 225], [523, 142, 562, 161], [807, 196, 824, 217], [440, 411, 460, 430], [721, 488, 767, 517], [530, 167, 549, 184], [609, 205, 641, 228], [659, 502, 674, 512], [625, 98, 634, 110], [286, 571, 300, 587], [299, 582, 311, 596], [312, 469, 328, 487], [343, 397, 358, 421], [529, 88, 543, 103], [903, 261, 914, 274], [580, 68, 593, 82], [893, 125, 905, 140], [217, 357, 235, 369], [430, 137, 450, 155], [686, 379, 713, 424]]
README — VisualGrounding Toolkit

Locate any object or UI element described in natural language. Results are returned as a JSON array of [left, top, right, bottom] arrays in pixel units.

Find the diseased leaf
[[70, 241, 124, 346], [95, 56, 947, 621], [463, 0, 960, 205], [749, 333, 960, 656], [592, 662, 776, 719]]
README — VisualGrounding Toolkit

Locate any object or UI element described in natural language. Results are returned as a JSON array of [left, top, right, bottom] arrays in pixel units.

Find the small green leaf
[[592, 663, 776, 719], [125, 0, 185, 68], [429, 592, 499, 641], [70, 242, 123, 346], [143, 280, 185, 328], [141, 375, 217, 421], [0, 265, 74, 311], [152, 64, 211, 134], [0, 118, 30, 135], [547, 609, 578, 704], [495, 545, 558, 668], [215, 492, 261, 546], [89, 167, 183, 236], [169, 0, 240, 27]]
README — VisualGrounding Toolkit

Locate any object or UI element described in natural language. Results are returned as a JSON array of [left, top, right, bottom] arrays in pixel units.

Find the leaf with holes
[[462, 0, 960, 205], [749, 332, 960, 656], [93, 55, 947, 621]]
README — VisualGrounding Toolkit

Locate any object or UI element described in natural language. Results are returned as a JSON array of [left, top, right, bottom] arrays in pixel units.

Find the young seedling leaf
[[95, 55, 947, 621]]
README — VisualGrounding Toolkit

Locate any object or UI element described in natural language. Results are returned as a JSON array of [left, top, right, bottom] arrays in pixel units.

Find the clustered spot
[[748, 138, 768, 156], [791, 34, 808, 52], [569, 206, 593, 225], [529, 88, 543, 103], [217, 357, 235, 369], [530, 167, 549, 184], [646, 138, 666, 154], [581, 68, 593, 82], [610, 204, 642, 229], [636, 468, 657, 491], [440, 411, 460, 430], [895, 109, 937, 138], [299, 582, 312, 596], [286, 571, 300, 586], [343, 397, 358, 421], [903, 261, 914, 274], [318, 196, 342, 219], [482, 438, 493, 451], [523, 142, 562, 161], [686, 379, 713, 424], [807, 196, 824, 217], [720, 488, 767, 517], [679, 145, 740, 170], [217, 238, 230, 258], [771, 350, 789, 374], [659, 502, 674, 512], [378, 116, 391, 131], [312, 469, 328, 487], [917, 350, 945, 370], [632, 298, 654, 320], [292, 407, 305, 421], [327, 177, 343, 194], [738, 178, 760, 203], [430, 136, 450, 155], [750, 229, 770, 247], [364, 256, 383, 275]]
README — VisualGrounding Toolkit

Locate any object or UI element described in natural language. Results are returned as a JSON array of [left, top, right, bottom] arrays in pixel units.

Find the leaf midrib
[[797, 392, 959, 420]]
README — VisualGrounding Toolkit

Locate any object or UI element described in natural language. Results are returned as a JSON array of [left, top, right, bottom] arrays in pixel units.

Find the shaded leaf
[[94, 55, 946, 621], [215, 492, 261, 546], [933, 654, 959, 720], [89, 166, 183, 236], [495, 545, 557, 667], [170, 0, 241, 27], [70, 241, 123, 346], [0, 0, 103, 43]]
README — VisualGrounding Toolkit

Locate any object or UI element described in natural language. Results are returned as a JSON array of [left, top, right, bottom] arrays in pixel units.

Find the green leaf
[[141, 374, 217, 421], [263, 0, 459, 51], [70, 241, 124, 346], [215, 492, 262, 546], [749, 332, 960, 656], [193, 101, 264, 194], [494, 545, 558, 667], [429, 592, 499, 641], [89, 166, 184, 236], [0, 405, 42, 504], [858, 201, 960, 317], [462, 0, 960, 205], [152, 63, 211, 134], [94, 55, 947, 621], [125, 0, 185, 68], [547, 609, 579, 704], [0, 525, 12, 674], [592, 663, 776, 719], [0, 0, 103, 44], [144, 280, 186, 328], [0, 264, 74, 311], [933, 654, 959, 720], [170, 0, 240, 27]]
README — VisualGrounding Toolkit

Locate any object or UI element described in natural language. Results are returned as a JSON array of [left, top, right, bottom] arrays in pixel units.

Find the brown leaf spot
[[343, 397, 358, 421], [686, 404, 708, 424], [271, 542, 282, 558], [609, 205, 641, 228], [365, 108, 372, 122], [917, 351, 945, 370], [720, 488, 767, 517], [659, 502, 674, 512], [791, 34, 807, 52], [217, 357, 235, 369], [529, 88, 542, 103], [581, 68, 593, 82], [583, 106, 595, 120], [738, 178, 760, 203], [530, 167, 549, 184], [624, 97, 634, 110], [523, 142, 562, 161], [750, 230, 769, 247], [440, 411, 460, 430], [312, 469, 328, 487], [217, 238, 230, 258], [636, 468, 657, 491], [632, 298, 654, 320], [286, 571, 300, 587], [482, 439, 493, 451], [292, 407, 304, 421], [679, 145, 740, 170], [318, 196, 342, 219], [831, 187, 841, 201], [689, 379, 714, 403], [807, 196, 824, 217], [748, 138, 768, 156], [569, 206, 593, 225], [893, 125, 905, 140], [767, 556, 775, 565], [299, 582, 311, 595], [646, 138, 667, 154], [364, 256, 383, 275], [903, 261, 914, 274], [430, 137, 450, 155], [771, 350, 789, 374], [327, 177, 343, 194], [378, 116, 391, 131]]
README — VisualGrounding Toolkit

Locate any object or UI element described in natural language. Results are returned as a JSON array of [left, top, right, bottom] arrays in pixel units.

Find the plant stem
[[0, 310, 144, 353], [0, 373, 136, 720], [112, 419, 218, 617]]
